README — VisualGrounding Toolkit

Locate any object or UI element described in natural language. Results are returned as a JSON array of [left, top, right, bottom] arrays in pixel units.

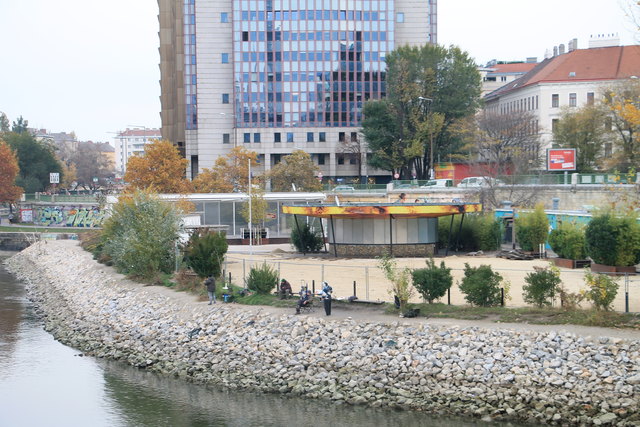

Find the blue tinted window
[[221, 12, 228, 23], [222, 53, 229, 63], [243, 133, 250, 143], [286, 133, 294, 142]]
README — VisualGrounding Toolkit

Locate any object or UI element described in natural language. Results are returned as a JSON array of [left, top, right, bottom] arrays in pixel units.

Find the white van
[[420, 179, 453, 188], [458, 176, 504, 188]]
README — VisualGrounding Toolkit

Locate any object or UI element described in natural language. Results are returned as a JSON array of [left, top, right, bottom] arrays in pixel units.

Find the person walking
[[320, 281, 333, 316], [204, 275, 216, 305]]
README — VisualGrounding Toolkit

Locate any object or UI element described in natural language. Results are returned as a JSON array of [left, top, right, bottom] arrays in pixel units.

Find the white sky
[[0, 0, 637, 143]]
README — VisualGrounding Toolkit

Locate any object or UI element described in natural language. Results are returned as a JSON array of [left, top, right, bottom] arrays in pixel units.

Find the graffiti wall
[[28, 206, 106, 228]]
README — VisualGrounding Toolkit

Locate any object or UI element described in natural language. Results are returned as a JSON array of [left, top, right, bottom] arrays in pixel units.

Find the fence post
[[228, 272, 232, 289], [243, 259, 246, 287], [365, 266, 370, 300], [447, 287, 451, 305], [353, 280, 357, 298], [625, 274, 630, 313], [501, 288, 505, 307], [321, 264, 325, 283], [312, 280, 315, 294]]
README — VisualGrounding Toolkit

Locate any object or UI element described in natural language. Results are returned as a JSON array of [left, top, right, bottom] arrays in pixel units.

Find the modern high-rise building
[[159, 0, 437, 182]]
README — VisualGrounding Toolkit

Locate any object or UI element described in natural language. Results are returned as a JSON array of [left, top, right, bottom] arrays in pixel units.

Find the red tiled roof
[[118, 128, 161, 137], [488, 63, 538, 74], [486, 45, 640, 100]]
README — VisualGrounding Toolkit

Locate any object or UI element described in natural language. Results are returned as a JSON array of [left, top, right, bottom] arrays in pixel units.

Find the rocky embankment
[[5, 241, 640, 426]]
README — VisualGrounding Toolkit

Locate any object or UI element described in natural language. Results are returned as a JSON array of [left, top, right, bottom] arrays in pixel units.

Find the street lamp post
[[418, 97, 435, 179]]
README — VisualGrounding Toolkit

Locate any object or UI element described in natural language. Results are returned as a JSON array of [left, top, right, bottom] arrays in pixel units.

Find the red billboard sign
[[547, 149, 576, 171]]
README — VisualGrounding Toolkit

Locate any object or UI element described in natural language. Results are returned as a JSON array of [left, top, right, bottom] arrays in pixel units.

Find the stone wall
[[4, 241, 640, 426], [331, 243, 435, 258]]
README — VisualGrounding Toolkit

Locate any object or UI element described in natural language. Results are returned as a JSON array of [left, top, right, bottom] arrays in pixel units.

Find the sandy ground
[[223, 244, 640, 313]]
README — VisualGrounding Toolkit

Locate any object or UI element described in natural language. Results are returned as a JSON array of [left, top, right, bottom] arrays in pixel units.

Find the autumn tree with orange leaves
[[603, 79, 640, 172], [192, 147, 259, 193], [124, 139, 192, 193], [0, 140, 23, 203]]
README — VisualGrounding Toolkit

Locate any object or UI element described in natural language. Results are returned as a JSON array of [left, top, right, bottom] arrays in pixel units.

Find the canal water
[[0, 255, 505, 427]]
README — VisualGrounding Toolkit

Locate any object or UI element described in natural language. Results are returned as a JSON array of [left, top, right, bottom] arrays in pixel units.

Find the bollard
[[365, 266, 370, 300], [353, 280, 357, 298], [447, 287, 451, 305], [501, 288, 505, 306]]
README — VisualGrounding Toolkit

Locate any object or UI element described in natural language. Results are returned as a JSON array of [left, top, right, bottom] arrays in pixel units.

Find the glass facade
[[184, 0, 198, 130], [233, 0, 394, 128]]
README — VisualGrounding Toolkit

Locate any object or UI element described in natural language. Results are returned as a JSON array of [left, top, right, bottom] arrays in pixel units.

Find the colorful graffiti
[[32, 206, 106, 228]]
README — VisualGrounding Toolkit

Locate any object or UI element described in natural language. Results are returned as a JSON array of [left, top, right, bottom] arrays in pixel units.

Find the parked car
[[457, 176, 505, 188], [420, 179, 454, 188], [332, 185, 355, 192]]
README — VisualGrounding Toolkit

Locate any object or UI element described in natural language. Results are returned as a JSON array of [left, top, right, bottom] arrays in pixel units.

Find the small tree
[[99, 190, 181, 281], [459, 263, 504, 307], [290, 222, 324, 253], [246, 262, 279, 294], [411, 258, 453, 303], [585, 213, 640, 266], [0, 140, 23, 203], [523, 265, 562, 308], [582, 271, 619, 311], [515, 204, 549, 251], [183, 230, 229, 278], [548, 222, 586, 260], [241, 187, 268, 244], [378, 253, 414, 311]]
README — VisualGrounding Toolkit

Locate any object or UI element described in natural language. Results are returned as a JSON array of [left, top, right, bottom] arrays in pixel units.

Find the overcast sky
[[0, 0, 636, 143]]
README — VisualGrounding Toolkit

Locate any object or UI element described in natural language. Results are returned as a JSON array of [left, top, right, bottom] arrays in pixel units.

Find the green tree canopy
[[553, 104, 609, 172], [3, 131, 63, 193], [11, 116, 29, 134], [267, 149, 322, 192], [363, 44, 481, 178]]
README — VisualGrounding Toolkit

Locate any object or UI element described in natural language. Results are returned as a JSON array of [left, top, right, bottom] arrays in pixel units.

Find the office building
[[159, 0, 437, 182]]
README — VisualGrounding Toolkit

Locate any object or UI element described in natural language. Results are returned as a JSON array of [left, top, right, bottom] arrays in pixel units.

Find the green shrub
[[585, 213, 640, 266], [100, 190, 181, 281], [523, 265, 562, 307], [411, 259, 453, 303], [582, 271, 619, 311], [437, 214, 501, 252], [183, 230, 228, 278], [548, 222, 586, 260], [378, 253, 414, 311], [247, 262, 279, 294], [290, 222, 324, 253], [515, 204, 549, 252], [458, 263, 504, 307]]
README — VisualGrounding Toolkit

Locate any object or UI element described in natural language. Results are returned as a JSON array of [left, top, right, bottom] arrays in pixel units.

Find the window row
[[237, 49, 384, 62], [551, 92, 594, 108], [240, 30, 387, 42], [225, 131, 362, 144], [233, 0, 391, 13], [499, 95, 539, 115], [238, 9, 387, 21], [239, 70, 386, 83]]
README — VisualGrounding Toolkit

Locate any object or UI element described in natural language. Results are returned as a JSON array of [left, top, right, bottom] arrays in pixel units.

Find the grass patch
[[234, 291, 298, 308], [387, 303, 640, 329]]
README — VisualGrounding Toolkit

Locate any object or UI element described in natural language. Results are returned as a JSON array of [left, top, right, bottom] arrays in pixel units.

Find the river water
[[0, 255, 505, 427]]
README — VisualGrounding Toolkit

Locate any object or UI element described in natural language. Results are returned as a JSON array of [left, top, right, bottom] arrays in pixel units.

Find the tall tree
[[553, 105, 609, 172], [0, 140, 23, 203], [124, 139, 192, 193], [456, 109, 542, 208], [603, 79, 640, 172], [362, 44, 481, 178], [70, 141, 114, 190], [11, 116, 29, 134], [4, 131, 63, 193], [192, 147, 259, 193], [267, 150, 322, 192], [0, 112, 9, 132]]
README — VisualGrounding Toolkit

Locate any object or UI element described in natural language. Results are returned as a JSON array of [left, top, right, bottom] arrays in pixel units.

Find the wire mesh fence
[[224, 254, 640, 313]]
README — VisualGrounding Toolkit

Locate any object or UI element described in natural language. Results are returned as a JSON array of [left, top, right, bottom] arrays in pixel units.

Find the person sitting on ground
[[295, 290, 312, 314], [279, 278, 293, 299]]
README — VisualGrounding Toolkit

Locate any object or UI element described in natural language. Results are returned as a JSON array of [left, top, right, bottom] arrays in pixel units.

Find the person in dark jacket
[[319, 281, 332, 316], [204, 275, 216, 305], [279, 278, 293, 299], [295, 289, 311, 314]]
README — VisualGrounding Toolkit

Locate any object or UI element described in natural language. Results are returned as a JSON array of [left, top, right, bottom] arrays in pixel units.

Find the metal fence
[[224, 254, 640, 313]]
